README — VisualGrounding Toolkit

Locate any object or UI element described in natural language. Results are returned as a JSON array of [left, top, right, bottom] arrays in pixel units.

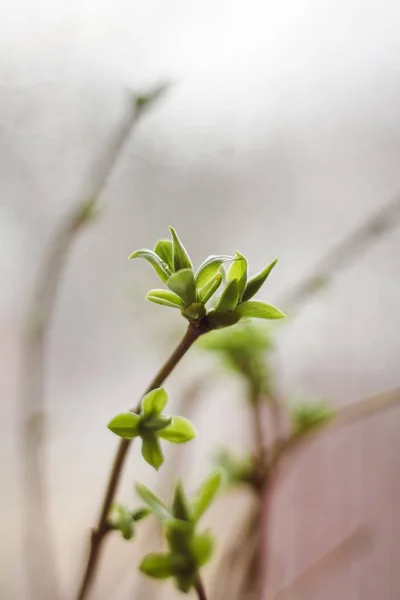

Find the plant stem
[[20, 96, 140, 600], [76, 322, 209, 600], [195, 578, 208, 600], [278, 193, 400, 311], [250, 390, 265, 470], [21, 204, 97, 600]]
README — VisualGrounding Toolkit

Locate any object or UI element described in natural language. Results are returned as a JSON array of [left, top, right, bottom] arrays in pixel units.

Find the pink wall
[[264, 391, 400, 600]]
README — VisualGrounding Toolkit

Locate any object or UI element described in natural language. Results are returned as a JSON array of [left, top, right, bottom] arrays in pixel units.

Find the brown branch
[[229, 388, 400, 600], [195, 578, 208, 600], [20, 100, 140, 600], [21, 206, 95, 600], [75, 322, 209, 600]]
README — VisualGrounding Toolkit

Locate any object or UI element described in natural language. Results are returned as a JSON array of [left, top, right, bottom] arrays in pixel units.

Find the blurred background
[[1, 1, 400, 599]]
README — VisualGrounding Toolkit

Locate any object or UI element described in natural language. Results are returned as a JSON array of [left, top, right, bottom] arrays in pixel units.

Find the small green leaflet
[[234, 301, 286, 320], [158, 416, 197, 443], [154, 239, 174, 270], [129, 249, 171, 282], [242, 258, 278, 302], [147, 289, 184, 309], [135, 483, 172, 520], [191, 470, 222, 522], [169, 226, 193, 271], [215, 279, 239, 312], [195, 255, 235, 288], [167, 269, 196, 306], [227, 251, 247, 301], [142, 387, 168, 417], [107, 412, 140, 438], [141, 433, 164, 470]]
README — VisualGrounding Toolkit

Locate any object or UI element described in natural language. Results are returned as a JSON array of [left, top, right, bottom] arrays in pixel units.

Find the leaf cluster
[[108, 387, 196, 470], [130, 227, 285, 330], [137, 472, 222, 593]]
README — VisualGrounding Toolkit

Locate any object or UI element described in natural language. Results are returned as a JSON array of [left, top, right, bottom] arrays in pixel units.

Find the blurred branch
[[20, 95, 141, 600], [212, 505, 260, 600], [275, 387, 400, 473], [270, 526, 372, 600], [206, 193, 400, 600], [278, 193, 400, 311], [214, 387, 400, 600]]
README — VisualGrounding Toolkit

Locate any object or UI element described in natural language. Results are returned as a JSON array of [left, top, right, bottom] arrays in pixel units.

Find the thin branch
[[76, 322, 209, 600], [278, 193, 400, 311], [250, 390, 267, 477], [212, 505, 259, 600], [275, 387, 400, 473], [20, 99, 140, 600], [195, 578, 208, 600], [21, 205, 95, 600]]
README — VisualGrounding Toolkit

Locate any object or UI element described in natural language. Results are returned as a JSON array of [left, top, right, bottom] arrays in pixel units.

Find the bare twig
[[278, 193, 400, 311], [212, 505, 259, 600], [20, 98, 139, 600], [215, 388, 400, 600], [275, 387, 400, 474], [195, 578, 208, 600], [213, 194, 400, 600]]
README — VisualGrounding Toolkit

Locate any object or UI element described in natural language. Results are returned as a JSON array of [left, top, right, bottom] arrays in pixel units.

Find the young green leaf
[[175, 573, 196, 593], [135, 483, 172, 520], [227, 251, 247, 301], [142, 387, 168, 417], [192, 471, 222, 522], [154, 239, 174, 270], [116, 506, 134, 540], [215, 279, 239, 312], [107, 412, 140, 439], [165, 518, 194, 554], [142, 415, 172, 432], [291, 402, 334, 436], [147, 289, 184, 309], [134, 83, 170, 118], [234, 301, 286, 320], [158, 416, 197, 443], [167, 269, 196, 306], [129, 249, 171, 282], [172, 481, 192, 521], [206, 310, 240, 328], [140, 553, 177, 579], [197, 272, 222, 304], [169, 226, 193, 271], [195, 255, 235, 288], [141, 433, 164, 470], [242, 258, 278, 302], [132, 507, 151, 522], [191, 531, 215, 567]]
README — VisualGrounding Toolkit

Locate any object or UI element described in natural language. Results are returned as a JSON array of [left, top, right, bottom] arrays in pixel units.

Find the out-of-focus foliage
[[199, 322, 275, 395], [136, 472, 222, 593], [109, 504, 151, 541], [290, 401, 334, 437], [213, 449, 254, 489]]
